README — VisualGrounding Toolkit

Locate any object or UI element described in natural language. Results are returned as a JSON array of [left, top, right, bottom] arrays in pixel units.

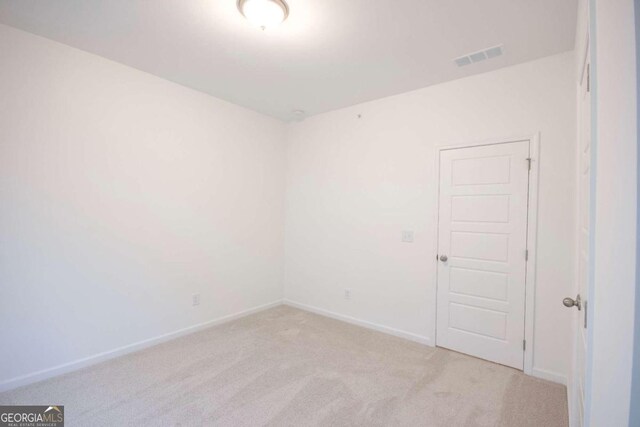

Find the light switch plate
[[402, 230, 414, 243]]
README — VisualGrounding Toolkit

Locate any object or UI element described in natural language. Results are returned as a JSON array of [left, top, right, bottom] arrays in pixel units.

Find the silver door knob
[[563, 294, 582, 310], [439, 255, 448, 262]]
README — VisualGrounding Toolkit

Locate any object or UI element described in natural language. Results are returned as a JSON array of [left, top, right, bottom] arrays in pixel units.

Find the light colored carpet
[[0, 305, 568, 426]]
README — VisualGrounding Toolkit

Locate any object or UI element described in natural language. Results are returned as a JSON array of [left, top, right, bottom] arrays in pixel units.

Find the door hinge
[[526, 158, 532, 171], [523, 340, 526, 351], [525, 249, 529, 261]]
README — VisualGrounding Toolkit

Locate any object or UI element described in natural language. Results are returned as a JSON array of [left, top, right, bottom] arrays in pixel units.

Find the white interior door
[[436, 140, 530, 369], [572, 43, 591, 427]]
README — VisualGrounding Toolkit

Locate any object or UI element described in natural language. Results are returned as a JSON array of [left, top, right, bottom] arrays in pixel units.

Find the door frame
[[432, 134, 540, 376]]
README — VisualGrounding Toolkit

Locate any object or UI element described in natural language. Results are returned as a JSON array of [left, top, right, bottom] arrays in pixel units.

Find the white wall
[[0, 21, 581, 392], [587, 0, 638, 425], [0, 24, 287, 389], [284, 52, 577, 382]]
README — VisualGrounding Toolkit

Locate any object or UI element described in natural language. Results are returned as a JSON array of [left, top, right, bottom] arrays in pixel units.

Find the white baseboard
[[2, 297, 567, 402], [531, 367, 567, 385], [283, 299, 432, 346], [0, 299, 283, 393]]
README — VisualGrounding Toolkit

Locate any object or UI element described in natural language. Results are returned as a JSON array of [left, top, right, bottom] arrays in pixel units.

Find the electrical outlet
[[402, 230, 414, 243], [192, 293, 200, 306], [344, 288, 351, 299]]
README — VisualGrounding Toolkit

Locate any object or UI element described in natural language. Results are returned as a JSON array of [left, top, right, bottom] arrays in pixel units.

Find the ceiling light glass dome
[[237, 0, 289, 30]]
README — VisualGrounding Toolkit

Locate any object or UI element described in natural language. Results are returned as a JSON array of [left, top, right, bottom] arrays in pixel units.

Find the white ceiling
[[0, 0, 577, 121]]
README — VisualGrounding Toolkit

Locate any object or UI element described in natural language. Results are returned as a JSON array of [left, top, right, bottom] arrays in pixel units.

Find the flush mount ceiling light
[[237, 0, 289, 30]]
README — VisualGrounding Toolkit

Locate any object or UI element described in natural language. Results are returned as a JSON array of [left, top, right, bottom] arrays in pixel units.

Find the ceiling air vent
[[454, 45, 504, 67]]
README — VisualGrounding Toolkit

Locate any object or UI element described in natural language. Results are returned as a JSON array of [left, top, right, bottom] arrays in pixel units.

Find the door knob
[[439, 254, 448, 262], [563, 294, 582, 310]]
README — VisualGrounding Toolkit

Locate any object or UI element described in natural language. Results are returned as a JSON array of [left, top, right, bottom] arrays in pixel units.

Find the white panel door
[[436, 140, 530, 369], [573, 45, 591, 427]]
